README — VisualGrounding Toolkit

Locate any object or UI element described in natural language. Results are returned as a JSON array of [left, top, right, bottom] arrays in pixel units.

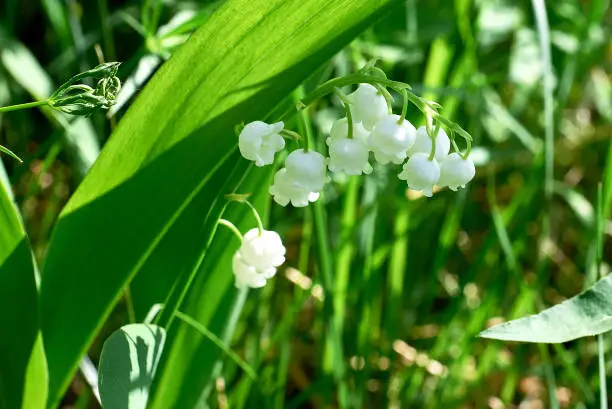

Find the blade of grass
[[174, 310, 257, 380]]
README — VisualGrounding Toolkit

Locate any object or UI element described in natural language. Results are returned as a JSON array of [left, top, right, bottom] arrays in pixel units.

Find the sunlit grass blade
[[0, 144, 23, 162]]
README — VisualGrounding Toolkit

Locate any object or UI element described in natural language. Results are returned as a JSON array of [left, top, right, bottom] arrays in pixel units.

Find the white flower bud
[[239, 228, 286, 274], [232, 252, 267, 289], [269, 168, 320, 207], [284, 149, 327, 192], [327, 138, 372, 176], [346, 84, 388, 130], [328, 117, 370, 144], [398, 152, 440, 197], [437, 153, 475, 191], [368, 114, 416, 165], [238, 121, 285, 167], [406, 126, 450, 162]]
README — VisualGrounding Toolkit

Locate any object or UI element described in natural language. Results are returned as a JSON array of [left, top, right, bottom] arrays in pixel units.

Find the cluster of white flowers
[[237, 80, 476, 206], [232, 227, 286, 289]]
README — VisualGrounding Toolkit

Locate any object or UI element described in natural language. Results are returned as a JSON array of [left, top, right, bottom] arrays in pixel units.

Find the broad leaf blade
[[0, 180, 47, 409], [98, 324, 166, 409], [480, 275, 612, 343], [40, 0, 400, 405]]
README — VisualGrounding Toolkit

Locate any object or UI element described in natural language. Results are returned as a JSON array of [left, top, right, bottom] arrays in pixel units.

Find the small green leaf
[[480, 275, 612, 343], [0, 144, 22, 163], [98, 324, 166, 409]]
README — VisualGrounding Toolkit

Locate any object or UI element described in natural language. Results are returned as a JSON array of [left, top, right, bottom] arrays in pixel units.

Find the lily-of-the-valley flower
[[239, 228, 286, 274], [368, 114, 416, 165], [398, 152, 440, 197], [232, 252, 267, 289], [327, 138, 373, 175], [326, 117, 372, 175], [238, 121, 285, 167], [346, 83, 389, 130], [406, 126, 450, 162], [232, 227, 286, 289], [284, 149, 327, 192], [328, 117, 370, 144], [269, 168, 320, 207], [437, 152, 475, 191]]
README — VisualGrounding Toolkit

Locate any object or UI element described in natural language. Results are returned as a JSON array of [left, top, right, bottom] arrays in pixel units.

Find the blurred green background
[[1, 0, 611, 407]]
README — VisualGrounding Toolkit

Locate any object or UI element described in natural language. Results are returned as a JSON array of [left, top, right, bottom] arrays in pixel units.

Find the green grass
[[1, 0, 612, 408]]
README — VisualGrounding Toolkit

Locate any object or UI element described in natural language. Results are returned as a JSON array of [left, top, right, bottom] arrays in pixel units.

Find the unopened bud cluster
[[49, 62, 122, 115], [238, 68, 476, 206]]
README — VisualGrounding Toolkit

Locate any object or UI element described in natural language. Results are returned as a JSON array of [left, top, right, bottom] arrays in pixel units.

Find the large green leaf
[[98, 324, 166, 409], [39, 0, 400, 405], [0, 179, 47, 409], [480, 275, 612, 343]]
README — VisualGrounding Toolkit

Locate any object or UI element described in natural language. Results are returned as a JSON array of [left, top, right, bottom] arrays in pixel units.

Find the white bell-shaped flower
[[406, 126, 450, 162], [232, 252, 267, 289], [437, 152, 476, 191], [327, 138, 372, 175], [398, 152, 440, 197], [328, 117, 370, 144], [239, 227, 286, 274], [368, 114, 416, 165], [284, 149, 327, 192], [238, 121, 285, 167], [346, 84, 389, 130], [269, 168, 320, 207]]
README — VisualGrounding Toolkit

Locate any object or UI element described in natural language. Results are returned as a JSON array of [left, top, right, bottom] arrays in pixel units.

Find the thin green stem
[[599, 334, 608, 409], [596, 183, 608, 409], [196, 288, 249, 405], [298, 73, 409, 109], [279, 129, 302, 142], [218, 219, 244, 241], [174, 310, 257, 380], [374, 83, 394, 115], [398, 88, 408, 124], [531, 0, 554, 239], [427, 122, 440, 162], [123, 286, 136, 324], [297, 106, 311, 153], [313, 199, 348, 408], [243, 201, 264, 236], [0, 100, 49, 113], [334, 88, 353, 139]]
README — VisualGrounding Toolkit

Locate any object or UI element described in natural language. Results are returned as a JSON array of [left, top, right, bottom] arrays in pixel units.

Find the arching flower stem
[[333, 88, 354, 139], [218, 219, 244, 241]]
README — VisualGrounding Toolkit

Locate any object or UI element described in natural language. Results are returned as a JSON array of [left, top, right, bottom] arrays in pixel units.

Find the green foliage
[[2, 0, 612, 408], [37, 0, 400, 405], [480, 275, 612, 343], [0, 179, 47, 409], [98, 324, 166, 409]]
